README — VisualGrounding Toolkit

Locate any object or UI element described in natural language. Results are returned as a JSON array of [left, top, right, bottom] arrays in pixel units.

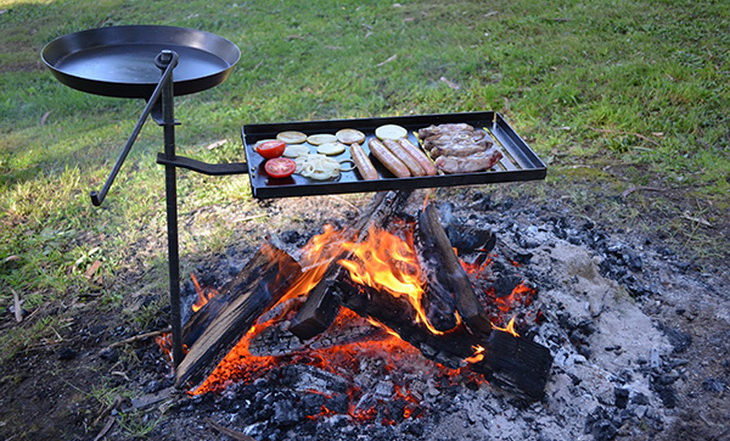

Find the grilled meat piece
[[428, 135, 491, 158], [433, 147, 503, 174], [418, 123, 474, 139], [419, 123, 494, 160]]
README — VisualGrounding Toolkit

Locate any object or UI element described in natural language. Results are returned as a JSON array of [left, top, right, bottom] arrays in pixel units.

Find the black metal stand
[[90, 50, 248, 371]]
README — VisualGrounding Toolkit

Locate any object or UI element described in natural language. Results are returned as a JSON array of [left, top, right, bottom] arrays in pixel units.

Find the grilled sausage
[[368, 138, 411, 178], [398, 138, 438, 176], [382, 139, 426, 176], [350, 142, 379, 180]]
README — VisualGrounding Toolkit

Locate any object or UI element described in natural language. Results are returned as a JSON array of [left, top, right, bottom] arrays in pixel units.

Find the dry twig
[[376, 54, 397, 67], [588, 126, 662, 148], [11, 288, 23, 322], [105, 328, 171, 349], [92, 416, 116, 441], [205, 418, 257, 441], [621, 185, 667, 198]]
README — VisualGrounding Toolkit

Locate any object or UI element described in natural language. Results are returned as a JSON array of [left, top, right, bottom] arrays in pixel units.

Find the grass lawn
[[0, 0, 727, 438]]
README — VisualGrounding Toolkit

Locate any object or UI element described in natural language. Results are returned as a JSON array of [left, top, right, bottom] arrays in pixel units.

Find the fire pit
[[170, 191, 553, 406]]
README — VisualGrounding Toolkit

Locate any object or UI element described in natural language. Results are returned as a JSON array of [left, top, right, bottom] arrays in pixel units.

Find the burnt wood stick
[[175, 242, 302, 388], [471, 330, 553, 402], [414, 210, 459, 332], [416, 204, 492, 336], [289, 190, 412, 340], [288, 278, 343, 340]]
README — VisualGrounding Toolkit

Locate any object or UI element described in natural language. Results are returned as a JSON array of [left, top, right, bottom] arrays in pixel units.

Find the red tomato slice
[[255, 140, 286, 159], [264, 157, 296, 179]]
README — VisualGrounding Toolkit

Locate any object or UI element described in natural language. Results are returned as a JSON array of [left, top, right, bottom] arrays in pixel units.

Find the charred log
[[338, 278, 479, 369], [471, 330, 553, 402], [415, 204, 492, 337], [176, 242, 302, 388], [289, 190, 412, 340]]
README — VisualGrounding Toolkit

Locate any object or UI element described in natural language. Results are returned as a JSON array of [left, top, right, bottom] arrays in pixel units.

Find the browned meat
[[417, 122, 500, 173], [428, 134, 491, 158], [417, 123, 474, 139], [433, 147, 503, 174]]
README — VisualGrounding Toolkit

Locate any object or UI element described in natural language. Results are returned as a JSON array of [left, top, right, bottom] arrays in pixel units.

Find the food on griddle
[[368, 138, 411, 178], [317, 142, 347, 156], [417, 123, 502, 173], [350, 142, 379, 180], [295, 153, 341, 180], [434, 148, 504, 174], [382, 138, 426, 176], [283, 144, 310, 158], [276, 130, 308, 144], [336, 128, 366, 145], [255, 139, 286, 159], [264, 157, 296, 179], [375, 124, 408, 141], [397, 138, 438, 176], [306, 133, 337, 145]]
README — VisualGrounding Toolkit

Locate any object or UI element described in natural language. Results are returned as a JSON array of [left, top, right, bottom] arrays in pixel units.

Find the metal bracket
[[156, 153, 248, 175]]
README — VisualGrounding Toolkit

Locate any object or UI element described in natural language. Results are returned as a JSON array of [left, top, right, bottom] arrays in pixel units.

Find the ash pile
[[143, 190, 726, 441]]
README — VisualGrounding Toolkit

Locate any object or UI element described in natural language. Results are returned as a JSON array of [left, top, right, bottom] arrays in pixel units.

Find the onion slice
[[295, 153, 341, 180]]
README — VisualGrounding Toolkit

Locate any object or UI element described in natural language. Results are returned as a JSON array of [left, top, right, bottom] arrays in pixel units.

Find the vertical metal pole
[[157, 50, 183, 369]]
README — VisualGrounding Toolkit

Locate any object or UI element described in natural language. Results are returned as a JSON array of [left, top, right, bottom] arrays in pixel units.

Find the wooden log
[[415, 204, 492, 336], [289, 190, 412, 340], [339, 278, 479, 369], [175, 242, 302, 388], [471, 330, 553, 402]]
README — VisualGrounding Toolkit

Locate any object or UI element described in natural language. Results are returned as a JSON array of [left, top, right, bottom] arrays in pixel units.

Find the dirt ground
[[0, 179, 727, 441]]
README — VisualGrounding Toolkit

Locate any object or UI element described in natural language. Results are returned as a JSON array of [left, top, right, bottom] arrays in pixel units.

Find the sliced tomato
[[264, 157, 296, 179], [255, 140, 286, 159]]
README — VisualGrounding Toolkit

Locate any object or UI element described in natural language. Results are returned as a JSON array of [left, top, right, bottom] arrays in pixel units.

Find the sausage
[[382, 139, 426, 176], [398, 138, 438, 176], [350, 142, 379, 180], [368, 138, 411, 178]]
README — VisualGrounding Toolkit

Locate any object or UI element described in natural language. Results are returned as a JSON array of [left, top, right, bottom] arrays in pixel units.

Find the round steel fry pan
[[41, 25, 240, 98]]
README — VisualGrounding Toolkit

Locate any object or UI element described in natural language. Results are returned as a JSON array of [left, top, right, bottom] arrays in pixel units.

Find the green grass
[[0, 0, 728, 398]]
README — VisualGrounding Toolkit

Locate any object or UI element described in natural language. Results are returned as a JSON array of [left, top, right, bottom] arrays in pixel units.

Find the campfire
[[159, 191, 552, 423]]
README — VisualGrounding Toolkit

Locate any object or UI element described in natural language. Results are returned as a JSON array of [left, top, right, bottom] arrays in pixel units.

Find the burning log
[[415, 204, 492, 337], [176, 242, 302, 387], [339, 278, 480, 368], [289, 190, 412, 340]]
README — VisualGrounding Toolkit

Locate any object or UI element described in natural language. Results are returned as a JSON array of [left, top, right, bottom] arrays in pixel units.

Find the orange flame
[[465, 345, 485, 364], [492, 316, 520, 337], [190, 273, 218, 313], [338, 226, 446, 335]]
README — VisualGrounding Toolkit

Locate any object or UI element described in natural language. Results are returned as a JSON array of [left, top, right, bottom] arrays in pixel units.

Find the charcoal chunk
[[614, 388, 629, 409], [702, 378, 726, 394]]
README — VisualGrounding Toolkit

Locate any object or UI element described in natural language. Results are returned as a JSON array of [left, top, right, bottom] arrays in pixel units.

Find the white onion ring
[[295, 153, 341, 180], [338, 158, 356, 172]]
